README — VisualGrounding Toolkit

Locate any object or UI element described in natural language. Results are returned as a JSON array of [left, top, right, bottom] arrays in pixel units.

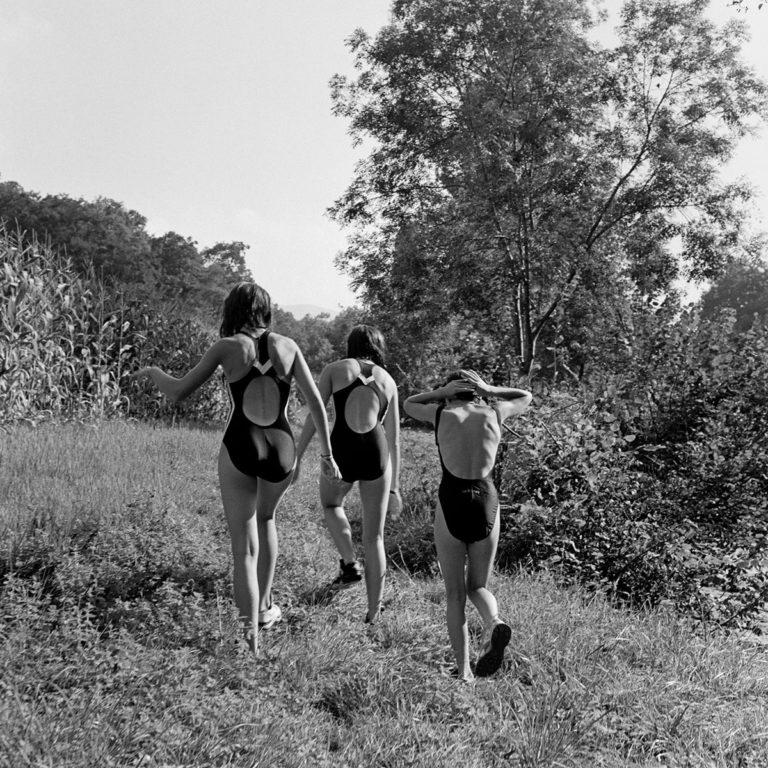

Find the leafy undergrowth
[[2, 422, 767, 767]]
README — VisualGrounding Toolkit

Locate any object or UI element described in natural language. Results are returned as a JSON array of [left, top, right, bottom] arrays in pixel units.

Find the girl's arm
[[460, 369, 532, 421], [402, 380, 473, 423], [383, 383, 403, 518], [294, 364, 333, 480], [383, 382, 401, 492], [133, 340, 226, 402], [292, 347, 341, 479]]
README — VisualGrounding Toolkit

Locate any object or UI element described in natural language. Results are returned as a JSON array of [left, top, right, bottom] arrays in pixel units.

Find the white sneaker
[[258, 603, 282, 629]]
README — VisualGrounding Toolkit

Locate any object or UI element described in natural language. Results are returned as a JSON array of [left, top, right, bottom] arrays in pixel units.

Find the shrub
[[498, 310, 768, 628]]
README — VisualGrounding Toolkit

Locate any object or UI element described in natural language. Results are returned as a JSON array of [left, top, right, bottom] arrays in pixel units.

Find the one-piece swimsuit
[[434, 405, 499, 543], [331, 360, 389, 483], [222, 331, 295, 482]]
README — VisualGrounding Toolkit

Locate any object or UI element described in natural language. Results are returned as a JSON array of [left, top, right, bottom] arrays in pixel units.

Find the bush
[[498, 311, 768, 628]]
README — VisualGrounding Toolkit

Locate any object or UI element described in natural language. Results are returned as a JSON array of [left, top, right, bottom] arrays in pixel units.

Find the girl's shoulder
[[216, 334, 250, 358], [328, 357, 355, 370], [325, 358, 360, 388], [371, 364, 396, 395], [265, 331, 298, 355]]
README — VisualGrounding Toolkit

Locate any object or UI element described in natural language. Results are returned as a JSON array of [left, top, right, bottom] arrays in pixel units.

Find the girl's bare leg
[[255, 473, 292, 611], [434, 501, 472, 680], [358, 461, 391, 622], [319, 474, 356, 564], [218, 447, 261, 654], [466, 507, 501, 632]]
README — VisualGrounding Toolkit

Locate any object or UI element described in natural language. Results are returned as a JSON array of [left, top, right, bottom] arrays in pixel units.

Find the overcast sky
[[1, 1, 767, 311]]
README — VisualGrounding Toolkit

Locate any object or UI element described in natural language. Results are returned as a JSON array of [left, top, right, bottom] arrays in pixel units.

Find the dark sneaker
[[332, 558, 363, 587], [475, 622, 512, 677]]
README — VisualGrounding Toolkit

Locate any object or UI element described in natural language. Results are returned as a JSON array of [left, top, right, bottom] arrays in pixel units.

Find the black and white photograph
[[2, 1, 768, 765]]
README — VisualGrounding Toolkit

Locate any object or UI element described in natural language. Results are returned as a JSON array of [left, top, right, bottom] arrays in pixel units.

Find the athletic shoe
[[331, 558, 363, 587], [258, 603, 282, 630], [475, 621, 512, 677]]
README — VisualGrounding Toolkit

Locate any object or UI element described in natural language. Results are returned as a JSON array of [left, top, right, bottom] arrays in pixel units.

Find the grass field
[[1, 421, 767, 767]]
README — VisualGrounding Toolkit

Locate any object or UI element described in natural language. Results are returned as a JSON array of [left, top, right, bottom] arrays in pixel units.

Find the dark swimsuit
[[222, 331, 295, 482], [331, 360, 389, 483], [435, 405, 499, 544]]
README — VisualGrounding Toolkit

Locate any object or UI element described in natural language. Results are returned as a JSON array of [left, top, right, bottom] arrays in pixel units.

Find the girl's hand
[[130, 366, 157, 382], [320, 454, 342, 481], [387, 489, 402, 520], [443, 379, 475, 399], [459, 369, 490, 396]]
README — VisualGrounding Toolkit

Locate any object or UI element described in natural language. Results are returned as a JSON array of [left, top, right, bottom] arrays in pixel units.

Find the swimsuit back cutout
[[222, 331, 296, 482], [334, 360, 388, 427], [434, 405, 499, 544], [330, 359, 389, 483]]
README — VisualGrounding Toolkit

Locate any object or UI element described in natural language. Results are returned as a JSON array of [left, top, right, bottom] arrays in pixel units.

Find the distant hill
[[282, 304, 334, 319]]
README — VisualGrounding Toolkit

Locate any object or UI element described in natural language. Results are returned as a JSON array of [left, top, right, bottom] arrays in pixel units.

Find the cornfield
[[1, 227, 228, 424]]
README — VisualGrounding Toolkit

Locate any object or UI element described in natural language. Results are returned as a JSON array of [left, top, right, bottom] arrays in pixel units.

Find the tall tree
[[700, 254, 768, 330], [201, 241, 252, 286], [0, 181, 153, 285], [331, 0, 766, 374]]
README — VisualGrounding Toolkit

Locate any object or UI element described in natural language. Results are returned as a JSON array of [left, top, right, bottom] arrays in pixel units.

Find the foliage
[[497, 309, 768, 627], [0, 227, 368, 424], [0, 179, 255, 330], [272, 304, 366, 373], [1, 229, 131, 420], [700, 256, 768, 331], [0, 228, 227, 423], [0, 180, 153, 284], [331, 0, 767, 375]]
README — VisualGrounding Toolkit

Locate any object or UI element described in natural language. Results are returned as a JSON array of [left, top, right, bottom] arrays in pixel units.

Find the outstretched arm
[[132, 340, 226, 402], [292, 349, 341, 479]]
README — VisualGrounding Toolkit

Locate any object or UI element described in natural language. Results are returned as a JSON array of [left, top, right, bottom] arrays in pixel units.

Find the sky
[[1, 1, 767, 312]]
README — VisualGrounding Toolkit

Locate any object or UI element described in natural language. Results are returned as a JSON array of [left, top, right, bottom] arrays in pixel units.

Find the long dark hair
[[220, 282, 272, 337], [347, 325, 386, 368]]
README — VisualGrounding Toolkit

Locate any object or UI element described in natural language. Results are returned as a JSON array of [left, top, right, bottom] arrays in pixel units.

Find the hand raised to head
[[443, 379, 475, 399], [458, 369, 489, 395]]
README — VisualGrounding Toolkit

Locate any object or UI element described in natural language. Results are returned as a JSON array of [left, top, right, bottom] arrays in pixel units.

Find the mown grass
[[1, 422, 767, 767]]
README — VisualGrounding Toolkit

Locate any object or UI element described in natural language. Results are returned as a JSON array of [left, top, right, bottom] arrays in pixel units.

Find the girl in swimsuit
[[404, 370, 531, 681], [133, 282, 341, 655], [295, 326, 401, 624]]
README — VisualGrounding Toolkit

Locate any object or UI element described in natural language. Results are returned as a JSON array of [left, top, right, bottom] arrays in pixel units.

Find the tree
[[331, 0, 766, 375], [0, 181, 153, 285], [150, 232, 201, 297], [201, 241, 253, 285], [700, 255, 768, 330]]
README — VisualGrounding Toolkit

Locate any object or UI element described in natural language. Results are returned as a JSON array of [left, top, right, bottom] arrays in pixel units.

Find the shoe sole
[[331, 576, 363, 590], [475, 623, 512, 678]]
